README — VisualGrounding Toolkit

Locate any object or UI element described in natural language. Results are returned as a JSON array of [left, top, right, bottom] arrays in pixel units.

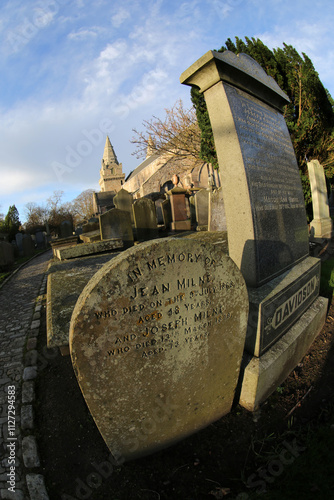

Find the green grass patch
[[320, 257, 334, 298], [0, 272, 11, 284]]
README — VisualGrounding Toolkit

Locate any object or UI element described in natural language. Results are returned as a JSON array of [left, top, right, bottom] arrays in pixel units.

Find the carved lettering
[[128, 267, 142, 282], [131, 283, 170, 299]]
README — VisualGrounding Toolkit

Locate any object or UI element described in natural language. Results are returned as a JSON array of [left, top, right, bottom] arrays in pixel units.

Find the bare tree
[[24, 202, 48, 228], [130, 99, 202, 164], [45, 190, 73, 233], [71, 189, 95, 225]]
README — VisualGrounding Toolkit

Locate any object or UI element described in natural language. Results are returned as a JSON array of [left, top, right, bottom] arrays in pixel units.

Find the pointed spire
[[103, 136, 119, 165], [146, 135, 155, 159]]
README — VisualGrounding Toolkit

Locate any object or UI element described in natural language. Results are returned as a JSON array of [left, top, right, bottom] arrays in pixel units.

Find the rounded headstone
[[70, 237, 248, 461]]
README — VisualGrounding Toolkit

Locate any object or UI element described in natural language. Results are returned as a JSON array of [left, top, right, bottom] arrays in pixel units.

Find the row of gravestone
[[14, 231, 48, 255], [59, 183, 226, 243], [0, 231, 49, 270], [48, 49, 330, 464]]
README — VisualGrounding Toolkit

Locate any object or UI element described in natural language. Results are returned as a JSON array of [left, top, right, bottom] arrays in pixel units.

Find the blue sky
[[0, 0, 333, 223]]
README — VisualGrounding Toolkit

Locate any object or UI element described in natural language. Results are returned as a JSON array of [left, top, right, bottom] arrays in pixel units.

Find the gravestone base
[[245, 256, 321, 357], [55, 238, 123, 260], [171, 220, 191, 231], [239, 295, 328, 411], [50, 236, 78, 256], [47, 252, 121, 351], [79, 230, 101, 243], [310, 218, 333, 240]]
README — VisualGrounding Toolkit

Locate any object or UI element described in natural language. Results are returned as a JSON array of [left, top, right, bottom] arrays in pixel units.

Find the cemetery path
[[0, 250, 52, 500]]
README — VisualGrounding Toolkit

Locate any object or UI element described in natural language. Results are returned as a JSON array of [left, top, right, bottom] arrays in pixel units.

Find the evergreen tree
[[0, 205, 21, 241], [191, 37, 334, 188]]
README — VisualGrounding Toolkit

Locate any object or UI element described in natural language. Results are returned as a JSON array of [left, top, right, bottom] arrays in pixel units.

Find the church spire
[[99, 136, 125, 192], [103, 136, 119, 166]]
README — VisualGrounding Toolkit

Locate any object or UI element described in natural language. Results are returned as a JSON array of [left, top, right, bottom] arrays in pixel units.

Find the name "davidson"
[[272, 276, 317, 330]]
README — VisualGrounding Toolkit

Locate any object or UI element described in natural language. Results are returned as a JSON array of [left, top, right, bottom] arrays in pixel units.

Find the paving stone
[[28, 329, 39, 339], [21, 405, 34, 430], [0, 378, 11, 385], [22, 382, 35, 404], [26, 474, 49, 500], [22, 367, 37, 381], [32, 312, 41, 321], [22, 436, 40, 468], [26, 338, 37, 351], [30, 320, 40, 330], [0, 488, 25, 500], [24, 350, 38, 367]]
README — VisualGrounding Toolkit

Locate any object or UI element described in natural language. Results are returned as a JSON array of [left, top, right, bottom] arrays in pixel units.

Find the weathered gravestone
[[307, 159, 333, 239], [189, 194, 197, 227], [60, 220, 73, 238], [155, 198, 165, 225], [208, 187, 227, 232], [22, 234, 35, 257], [99, 208, 134, 248], [132, 198, 158, 241], [70, 237, 248, 461], [162, 198, 172, 230], [35, 231, 46, 249], [194, 188, 209, 230], [114, 188, 134, 223], [15, 233, 23, 255], [181, 50, 328, 410], [168, 187, 191, 231], [0, 241, 14, 269]]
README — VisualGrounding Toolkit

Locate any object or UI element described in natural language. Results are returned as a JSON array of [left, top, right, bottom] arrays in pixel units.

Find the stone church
[[93, 135, 220, 214]]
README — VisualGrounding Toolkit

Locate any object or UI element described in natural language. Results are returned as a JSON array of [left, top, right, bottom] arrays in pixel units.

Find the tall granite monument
[[181, 50, 328, 410]]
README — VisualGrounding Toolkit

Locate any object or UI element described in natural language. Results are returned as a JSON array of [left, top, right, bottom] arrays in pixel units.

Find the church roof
[[103, 136, 119, 165], [125, 153, 160, 181]]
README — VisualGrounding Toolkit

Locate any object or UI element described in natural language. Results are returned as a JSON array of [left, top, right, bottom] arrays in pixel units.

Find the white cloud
[[0, 171, 39, 196], [68, 27, 99, 40], [111, 7, 131, 28]]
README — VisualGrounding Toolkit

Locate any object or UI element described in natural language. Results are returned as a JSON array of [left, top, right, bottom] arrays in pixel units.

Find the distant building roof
[[125, 154, 160, 182]]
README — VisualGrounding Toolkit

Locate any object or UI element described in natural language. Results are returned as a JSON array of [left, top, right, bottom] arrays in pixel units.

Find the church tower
[[99, 136, 125, 192]]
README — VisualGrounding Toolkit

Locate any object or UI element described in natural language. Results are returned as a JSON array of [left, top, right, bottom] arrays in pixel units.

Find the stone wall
[[123, 153, 221, 198]]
